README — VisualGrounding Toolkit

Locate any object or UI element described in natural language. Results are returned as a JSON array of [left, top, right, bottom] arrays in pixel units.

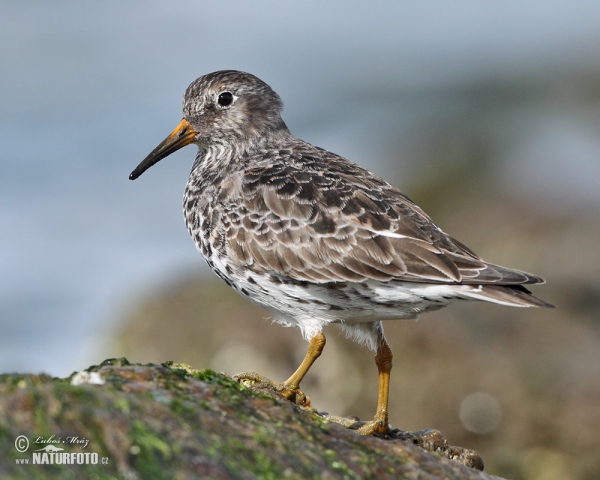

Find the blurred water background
[[2, 2, 600, 478]]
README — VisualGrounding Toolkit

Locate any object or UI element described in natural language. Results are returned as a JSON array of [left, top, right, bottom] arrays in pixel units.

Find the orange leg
[[278, 331, 326, 404], [357, 330, 393, 435], [234, 331, 326, 406]]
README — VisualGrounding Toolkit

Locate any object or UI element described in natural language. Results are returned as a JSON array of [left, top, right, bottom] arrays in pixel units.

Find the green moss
[[0, 373, 53, 392], [252, 427, 275, 448], [130, 420, 172, 477], [224, 439, 286, 478], [0, 361, 487, 478], [169, 397, 196, 419], [350, 445, 377, 468], [172, 364, 244, 391], [113, 397, 130, 415], [251, 451, 278, 479], [53, 381, 92, 402], [321, 448, 364, 480], [94, 357, 133, 369], [77, 358, 137, 390]]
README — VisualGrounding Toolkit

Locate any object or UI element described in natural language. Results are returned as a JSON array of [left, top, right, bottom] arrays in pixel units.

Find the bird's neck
[[193, 127, 294, 174]]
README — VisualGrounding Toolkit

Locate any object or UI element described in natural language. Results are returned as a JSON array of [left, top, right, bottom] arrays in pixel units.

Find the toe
[[356, 419, 391, 436], [233, 373, 311, 407]]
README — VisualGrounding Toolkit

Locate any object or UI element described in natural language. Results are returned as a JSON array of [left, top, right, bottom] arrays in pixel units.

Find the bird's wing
[[221, 156, 543, 286]]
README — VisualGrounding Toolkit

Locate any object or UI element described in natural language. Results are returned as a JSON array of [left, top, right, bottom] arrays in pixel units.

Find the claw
[[322, 414, 391, 435], [233, 371, 270, 386], [233, 333, 325, 410], [233, 371, 312, 408], [356, 418, 391, 436]]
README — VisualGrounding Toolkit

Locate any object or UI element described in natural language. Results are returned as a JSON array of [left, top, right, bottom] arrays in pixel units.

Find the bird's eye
[[218, 92, 234, 107]]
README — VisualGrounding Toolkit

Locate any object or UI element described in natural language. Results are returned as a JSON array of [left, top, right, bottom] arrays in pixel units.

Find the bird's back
[[183, 137, 553, 318]]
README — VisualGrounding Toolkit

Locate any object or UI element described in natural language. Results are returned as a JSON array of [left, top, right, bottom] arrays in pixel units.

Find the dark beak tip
[[130, 119, 195, 182]]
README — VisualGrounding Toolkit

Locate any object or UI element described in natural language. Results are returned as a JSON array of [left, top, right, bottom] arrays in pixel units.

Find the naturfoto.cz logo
[[14, 435, 109, 466]]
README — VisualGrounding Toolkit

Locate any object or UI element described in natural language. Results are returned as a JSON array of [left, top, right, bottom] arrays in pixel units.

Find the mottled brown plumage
[[130, 70, 552, 435]]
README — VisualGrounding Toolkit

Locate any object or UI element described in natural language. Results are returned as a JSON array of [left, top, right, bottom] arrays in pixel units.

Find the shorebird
[[130, 70, 552, 435]]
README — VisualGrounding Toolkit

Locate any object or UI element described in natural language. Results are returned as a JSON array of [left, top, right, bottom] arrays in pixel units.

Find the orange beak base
[[129, 118, 198, 180]]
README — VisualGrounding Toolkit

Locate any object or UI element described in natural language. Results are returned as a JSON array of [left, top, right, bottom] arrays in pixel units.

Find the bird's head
[[130, 70, 287, 180]]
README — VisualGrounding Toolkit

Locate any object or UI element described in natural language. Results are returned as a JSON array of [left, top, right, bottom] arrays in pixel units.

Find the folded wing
[[218, 155, 544, 294]]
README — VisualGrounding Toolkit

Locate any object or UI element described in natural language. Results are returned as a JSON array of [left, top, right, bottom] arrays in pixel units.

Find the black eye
[[218, 92, 234, 107]]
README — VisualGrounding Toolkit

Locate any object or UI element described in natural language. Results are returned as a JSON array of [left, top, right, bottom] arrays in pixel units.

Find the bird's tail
[[464, 284, 554, 309]]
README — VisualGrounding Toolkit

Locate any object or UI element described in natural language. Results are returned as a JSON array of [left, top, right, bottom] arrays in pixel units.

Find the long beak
[[129, 118, 198, 180]]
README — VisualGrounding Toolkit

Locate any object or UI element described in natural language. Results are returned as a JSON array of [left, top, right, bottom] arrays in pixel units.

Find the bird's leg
[[234, 331, 326, 407], [357, 330, 393, 435], [279, 331, 326, 405]]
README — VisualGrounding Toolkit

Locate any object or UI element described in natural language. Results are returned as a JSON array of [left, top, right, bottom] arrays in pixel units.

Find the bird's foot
[[356, 418, 392, 436], [233, 371, 313, 408], [322, 413, 392, 436]]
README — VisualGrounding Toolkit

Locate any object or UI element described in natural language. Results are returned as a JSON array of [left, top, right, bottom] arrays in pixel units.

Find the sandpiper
[[130, 70, 552, 435]]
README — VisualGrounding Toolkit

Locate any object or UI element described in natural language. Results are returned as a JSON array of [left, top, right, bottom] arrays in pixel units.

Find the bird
[[130, 70, 553, 435]]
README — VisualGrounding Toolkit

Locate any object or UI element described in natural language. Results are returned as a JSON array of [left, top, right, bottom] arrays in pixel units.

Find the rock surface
[[0, 358, 505, 480]]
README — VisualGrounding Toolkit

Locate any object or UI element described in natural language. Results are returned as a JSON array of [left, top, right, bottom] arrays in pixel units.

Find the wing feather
[[219, 155, 544, 286]]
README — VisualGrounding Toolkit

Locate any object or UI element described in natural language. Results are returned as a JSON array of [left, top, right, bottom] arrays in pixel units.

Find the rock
[[0, 358, 505, 479]]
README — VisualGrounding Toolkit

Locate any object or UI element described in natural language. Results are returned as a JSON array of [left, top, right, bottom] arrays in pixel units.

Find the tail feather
[[465, 284, 554, 308]]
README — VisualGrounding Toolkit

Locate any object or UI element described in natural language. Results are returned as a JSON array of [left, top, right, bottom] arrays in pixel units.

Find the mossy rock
[[0, 359, 502, 479]]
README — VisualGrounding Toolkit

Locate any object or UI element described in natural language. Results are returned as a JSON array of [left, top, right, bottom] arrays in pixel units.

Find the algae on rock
[[0, 358, 503, 479]]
